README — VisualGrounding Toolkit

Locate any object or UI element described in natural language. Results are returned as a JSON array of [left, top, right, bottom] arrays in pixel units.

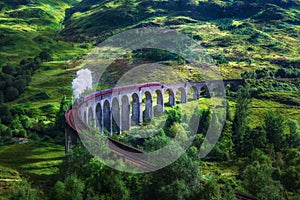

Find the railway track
[[235, 192, 260, 200], [66, 108, 156, 170]]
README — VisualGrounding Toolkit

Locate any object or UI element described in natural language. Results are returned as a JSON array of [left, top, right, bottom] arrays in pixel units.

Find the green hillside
[[1, 0, 299, 106], [61, 0, 300, 78], [0, 0, 80, 65], [0, 0, 90, 108]]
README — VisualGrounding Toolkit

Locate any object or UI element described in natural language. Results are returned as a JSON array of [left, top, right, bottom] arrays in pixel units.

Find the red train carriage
[[83, 82, 161, 103]]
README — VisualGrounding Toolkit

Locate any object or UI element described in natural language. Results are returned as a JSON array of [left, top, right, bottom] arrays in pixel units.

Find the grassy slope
[[6, 53, 87, 114], [0, 0, 91, 115], [62, 0, 300, 78], [0, 0, 83, 65], [0, 142, 64, 176], [0, 142, 65, 199]]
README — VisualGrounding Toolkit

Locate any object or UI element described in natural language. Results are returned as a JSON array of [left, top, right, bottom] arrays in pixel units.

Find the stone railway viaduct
[[72, 79, 244, 135]]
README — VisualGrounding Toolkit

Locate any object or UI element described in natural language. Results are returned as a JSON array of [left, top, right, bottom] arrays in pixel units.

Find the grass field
[[8, 61, 76, 108], [0, 142, 65, 199], [250, 98, 300, 127], [201, 161, 240, 180]]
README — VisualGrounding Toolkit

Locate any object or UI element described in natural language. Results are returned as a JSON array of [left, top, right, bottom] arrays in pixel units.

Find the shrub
[[18, 129, 27, 138], [5, 87, 19, 101], [275, 67, 300, 78], [212, 53, 228, 64], [29, 92, 51, 101], [0, 104, 12, 124], [9, 179, 40, 200], [42, 135, 55, 143], [2, 65, 15, 75], [28, 133, 40, 141], [0, 92, 3, 103], [38, 50, 53, 62]]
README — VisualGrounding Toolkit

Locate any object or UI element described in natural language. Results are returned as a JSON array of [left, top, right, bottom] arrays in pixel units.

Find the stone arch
[[165, 88, 175, 106], [121, 95, 130, 130], [153, 90, 164, 116], [188, 86, 199, 101], [112, 98, 120, 133], [103, 100, 111, 133], [88, 107, 94, 126], [84, 111, 87, 124], [176, 87, 187, 103], [96, 103, 102, 130], [200, 85, 210, 98], [131, 93, 140, 126], [143, 91, 153, 121]]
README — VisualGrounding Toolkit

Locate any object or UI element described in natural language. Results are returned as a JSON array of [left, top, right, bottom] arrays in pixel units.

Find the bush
[[0, 91, 3, 104], [5, 87, 19, 101], [52, 174, 84, 200], [9, 179, 40, 200], [38, 50, 53, 62], [242, 68, 274, 79], [14, 79, 27, 93], [18, 129, 27, 138], [231, 22, 255, 35], [54, 135, 64, 144], [212, 53, 228, 64], [281, 166, 300, 192], [2, 65, 15, 75], [0, 124, 12, 141], [275, 67, 300, 78], [29, 92, 51, 101], [0, 104, 12, 124], [28, 133, 40, 141], [42, 135, 54, 143], [247, 46, 255, 51]]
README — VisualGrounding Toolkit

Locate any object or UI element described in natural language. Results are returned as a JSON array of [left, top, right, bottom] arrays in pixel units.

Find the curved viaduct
[[74, 79, 243, 135], [64, 79, 262, 200]]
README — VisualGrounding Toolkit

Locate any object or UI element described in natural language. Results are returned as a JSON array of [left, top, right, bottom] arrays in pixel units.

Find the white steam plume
[[72, 69, 93, 99]]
